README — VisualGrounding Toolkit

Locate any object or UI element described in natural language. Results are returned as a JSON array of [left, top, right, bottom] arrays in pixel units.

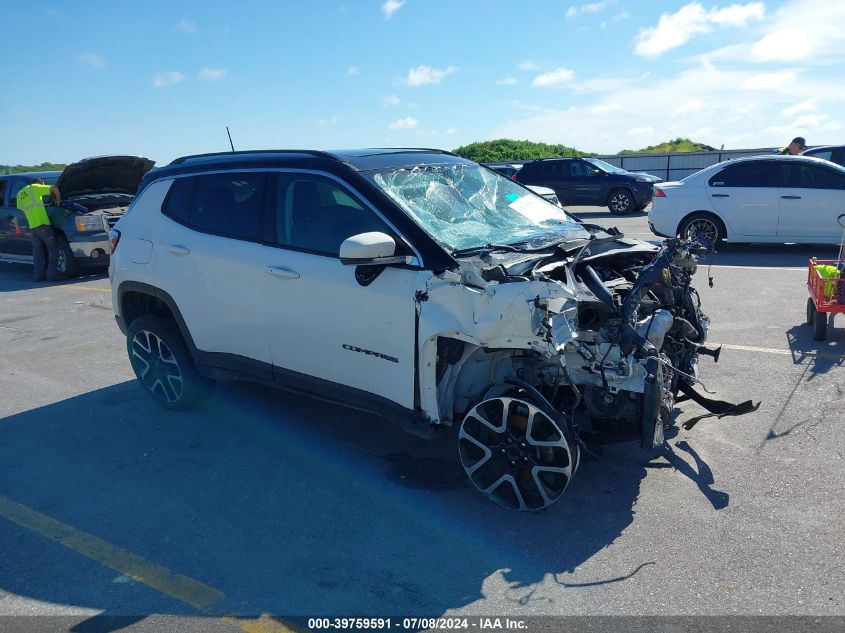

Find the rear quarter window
[[161, 177, 195, 224]]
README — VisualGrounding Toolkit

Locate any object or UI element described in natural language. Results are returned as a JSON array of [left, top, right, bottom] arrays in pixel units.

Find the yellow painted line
[[0, 494, 301, 632], [719, 343, 845, 361], [224, 615, 298, 633], [0, 494, 223, 612]]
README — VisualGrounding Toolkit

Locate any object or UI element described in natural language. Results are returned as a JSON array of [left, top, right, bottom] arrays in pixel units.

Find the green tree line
[[452, 138, 714, 162], [1, 162, 67, 175]]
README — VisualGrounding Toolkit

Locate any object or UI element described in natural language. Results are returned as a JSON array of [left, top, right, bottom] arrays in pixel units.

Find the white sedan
[[649, 155, 845, 244]]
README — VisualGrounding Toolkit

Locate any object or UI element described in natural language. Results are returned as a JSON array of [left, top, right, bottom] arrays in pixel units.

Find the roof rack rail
[[169, 149, 337, 165]]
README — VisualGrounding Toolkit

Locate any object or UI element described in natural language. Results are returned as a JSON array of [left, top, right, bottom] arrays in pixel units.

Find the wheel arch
[[676, 210, 728, 239], [117, 281, 198, 357]]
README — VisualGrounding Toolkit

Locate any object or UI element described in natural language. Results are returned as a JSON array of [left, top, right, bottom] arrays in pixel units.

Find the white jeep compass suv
[[110, 149, 739, 511]]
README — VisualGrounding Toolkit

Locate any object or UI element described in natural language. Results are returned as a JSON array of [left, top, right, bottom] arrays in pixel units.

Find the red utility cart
[[806, 214, 845, 341]]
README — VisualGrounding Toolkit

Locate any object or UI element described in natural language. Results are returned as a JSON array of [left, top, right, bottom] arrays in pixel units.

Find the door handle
[[165, 244, 191, 256], [781, 195, 802, 199], [711, 194, 730, 198], [265, 265, 300, 280]]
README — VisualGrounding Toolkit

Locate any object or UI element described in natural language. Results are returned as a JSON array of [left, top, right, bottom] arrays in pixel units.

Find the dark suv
[[0, 156, 153, 275], [514, 157, 661, 214], [802, 145, 845, 168]]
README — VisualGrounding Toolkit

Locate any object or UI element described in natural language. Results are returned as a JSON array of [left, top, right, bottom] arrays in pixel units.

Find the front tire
[[608, 189, 634, 215], [458, 394, 578, 511], [56, 235, 80, 278], [678, 212, 726, 247], [126, 315, 214, 410]]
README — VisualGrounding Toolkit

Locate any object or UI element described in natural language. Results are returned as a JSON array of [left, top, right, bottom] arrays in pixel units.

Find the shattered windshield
[[366, 163, 589, 252]]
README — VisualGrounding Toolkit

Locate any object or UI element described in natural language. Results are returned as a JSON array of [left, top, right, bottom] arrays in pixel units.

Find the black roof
[[166, 148, 463, 171]]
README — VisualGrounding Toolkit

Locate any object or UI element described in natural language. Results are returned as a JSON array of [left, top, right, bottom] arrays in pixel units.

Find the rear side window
[[709, 162, 776, 187], [162, 177, 195, 223], [190, 173, 266, 240], [161, 173, 268, 241], [0, 180, 6, 206]]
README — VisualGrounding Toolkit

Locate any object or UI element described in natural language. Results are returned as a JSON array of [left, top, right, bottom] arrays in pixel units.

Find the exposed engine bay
[[417, 232, 755, 511]]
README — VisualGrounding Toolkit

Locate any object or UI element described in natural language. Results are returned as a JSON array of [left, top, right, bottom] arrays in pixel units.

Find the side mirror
[[340, 232, 413, 266], [589, 169, 602, 177]]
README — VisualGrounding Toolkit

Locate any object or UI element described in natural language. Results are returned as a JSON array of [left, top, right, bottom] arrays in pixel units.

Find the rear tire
[[608, 189, 634, 215], [813, 309, 828, 342], [806, 298, 815, 325], [678, 212, 726, 247], [126, 315, 214, 410]]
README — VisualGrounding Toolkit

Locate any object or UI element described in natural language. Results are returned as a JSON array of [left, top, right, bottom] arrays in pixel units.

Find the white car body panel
[[264, 252, 420, 409], [649, 156, 845, 244]]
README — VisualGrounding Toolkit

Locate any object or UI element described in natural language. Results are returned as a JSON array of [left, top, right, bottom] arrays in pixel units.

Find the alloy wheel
[[130, 329, 185, 404], [609, 191, 632, 213], [458, 396, 578, 511], [684, 218, 719, 245]]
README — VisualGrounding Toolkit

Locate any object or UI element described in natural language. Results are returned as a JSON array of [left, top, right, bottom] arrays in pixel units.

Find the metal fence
[[594, 147, 778, 182]]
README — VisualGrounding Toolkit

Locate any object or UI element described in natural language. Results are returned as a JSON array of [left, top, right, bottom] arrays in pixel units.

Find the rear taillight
[[654, 188, 666, 198], [109, 229, 121, 253], [511, 175, 517, 181]]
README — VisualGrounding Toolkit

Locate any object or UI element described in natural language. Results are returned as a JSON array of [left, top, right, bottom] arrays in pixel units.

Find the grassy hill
[[619, 138, 715, 154], [452, 139, 589, 163]]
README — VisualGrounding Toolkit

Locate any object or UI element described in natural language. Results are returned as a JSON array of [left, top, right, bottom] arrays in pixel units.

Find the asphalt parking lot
[[1, 207, 843, 630]]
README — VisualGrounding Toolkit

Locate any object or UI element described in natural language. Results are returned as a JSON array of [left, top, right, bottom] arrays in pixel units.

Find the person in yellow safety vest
[[779, 136, 806, 155], [16, 178, 63, 281]]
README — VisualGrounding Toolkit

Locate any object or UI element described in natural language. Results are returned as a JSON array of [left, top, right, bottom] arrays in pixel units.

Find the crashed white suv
[[110, 149, 743, 511]]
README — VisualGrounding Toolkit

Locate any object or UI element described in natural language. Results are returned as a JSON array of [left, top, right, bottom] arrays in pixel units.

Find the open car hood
[[56, 156, 155, 198]]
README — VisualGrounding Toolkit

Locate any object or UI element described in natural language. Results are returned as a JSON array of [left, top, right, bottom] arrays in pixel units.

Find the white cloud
[[383, 94, 401, 106], [405, 65, 458, 87], [741, 70, 797, 90], [601, 11, 629, 27], [173, 18, 197, 34], [532, 67, 575, 87], [152, 71, 185, 88], [492, 63, 845, 153], [347, 66, 360, 76], [496, 77, 518, 85], [197, 67, 227, 81], [627, 126, 655, 136], [446, 128, 458, 135], [566, 1, 614, 18], [673, 97, 704, 115], [747, 0, 845, 63], [782, 101, 816, 116], [319, 115, 340, 126], [389, 116, 419, 130], [382, 0, 404, 19], [518, 60, 539, 71], [76, 53, 105, 69], [635, 2, 765, 58]]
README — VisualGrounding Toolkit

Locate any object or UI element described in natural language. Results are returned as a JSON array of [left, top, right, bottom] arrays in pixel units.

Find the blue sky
[[2, 0, 843, 165]]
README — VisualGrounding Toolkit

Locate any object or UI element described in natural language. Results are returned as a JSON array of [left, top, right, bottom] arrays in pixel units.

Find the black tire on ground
[[125, 315, 215, 411], [607, 189, 635, 215], [813, 309, 828, 342], [56, 234, 80, 278], [677, 212, 726, 247], [806, 297, 816, 325]]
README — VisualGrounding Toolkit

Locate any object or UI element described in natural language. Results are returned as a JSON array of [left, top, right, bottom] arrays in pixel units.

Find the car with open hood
[[110, 149, 751, 511], [0, 155, 154, 275]]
